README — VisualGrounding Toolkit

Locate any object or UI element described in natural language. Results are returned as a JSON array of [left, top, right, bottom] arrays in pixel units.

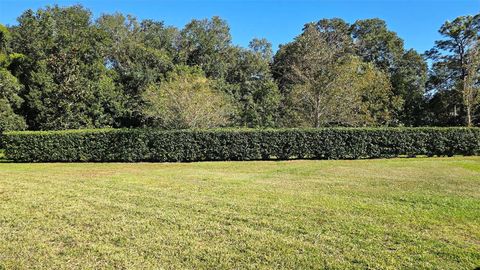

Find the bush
[[2, 127, 480, 162]]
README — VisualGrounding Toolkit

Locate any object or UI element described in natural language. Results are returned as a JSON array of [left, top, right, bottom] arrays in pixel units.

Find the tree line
[[0, 5, 479, 132]]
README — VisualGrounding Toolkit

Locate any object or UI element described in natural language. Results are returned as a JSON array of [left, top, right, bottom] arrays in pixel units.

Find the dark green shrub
[[2, 127, 480, 162]]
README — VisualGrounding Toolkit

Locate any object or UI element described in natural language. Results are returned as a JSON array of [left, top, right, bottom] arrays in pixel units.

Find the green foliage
[[273, 23, 348, 127], [426, 14, 480, 126], [0, 23, 12, 56], [464, 40, 480, 126], [3, 127, 479, 162], [0, 69, 23, 108], [0, 99, 26, 133], [351, 19, 404, 73], [0, 25, 26, 136], [272, 24, 397, 127], [392, 50, 428, 126], [96, 14, 176, 126], [142, 66, 233, 129], [176, 16, 234, 79], [273, 18, 429, 127], [12, 5, 124, 130], [287, 56, 396, 127], [226, 41, 281, 127], [1, 6, 477, 129], [0, 67, 26, 145]]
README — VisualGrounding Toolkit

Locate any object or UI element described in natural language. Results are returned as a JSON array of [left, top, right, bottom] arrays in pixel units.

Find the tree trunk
[[315, 94, 321, 128], [466, 105, 472, 127], [463, 76, 472, 127]]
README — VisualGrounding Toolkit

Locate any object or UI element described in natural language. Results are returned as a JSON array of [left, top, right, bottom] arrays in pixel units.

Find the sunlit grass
[[0, 157, 479, 269]]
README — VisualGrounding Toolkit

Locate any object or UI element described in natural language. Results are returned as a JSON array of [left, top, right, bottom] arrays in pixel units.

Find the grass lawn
[[0, 157, 479, 269]]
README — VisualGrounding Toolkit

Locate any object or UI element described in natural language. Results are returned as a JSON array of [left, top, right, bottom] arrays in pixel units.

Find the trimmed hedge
[[2, 127, 480, 162]]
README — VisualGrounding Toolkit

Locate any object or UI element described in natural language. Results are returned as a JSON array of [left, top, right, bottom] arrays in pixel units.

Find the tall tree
[[463, 40, 480, 126], [273, 23, 341, 127], [288, 55, 398, 127], [225, 39, 280, 127], [273, 20, 354, 127], [11, 5, 123, 130], [272, 22, 397, 127], [392, 50, 428, 126], [352, 18, 428, 126], [96, 14, 176, 126], [248, 38, 273, 60], [426, 14, 480, 126], [0, 68, 27, 133], [315, 18, 354, 54], [351, 18, 404, 73], [176, 16, 234, 80], [0, 24, 26, 132]]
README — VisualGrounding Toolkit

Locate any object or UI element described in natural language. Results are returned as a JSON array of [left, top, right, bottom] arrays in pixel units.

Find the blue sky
[[0, 0, 478, 53]]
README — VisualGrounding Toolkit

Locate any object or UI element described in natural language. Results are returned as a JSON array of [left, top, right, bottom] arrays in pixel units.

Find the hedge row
[[2, 127, 480, 162]]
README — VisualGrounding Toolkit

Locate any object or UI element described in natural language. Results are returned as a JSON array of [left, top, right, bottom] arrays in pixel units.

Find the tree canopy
[[142, 66, 232, 129], [0, 5, 479, 131]]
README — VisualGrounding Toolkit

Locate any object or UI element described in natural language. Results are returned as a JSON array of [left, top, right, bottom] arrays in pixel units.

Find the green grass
[[0, 157, 479, 269]]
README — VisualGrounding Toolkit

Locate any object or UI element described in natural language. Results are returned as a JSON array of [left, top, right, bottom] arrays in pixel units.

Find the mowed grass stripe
[[0, 157, 479, 269]]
